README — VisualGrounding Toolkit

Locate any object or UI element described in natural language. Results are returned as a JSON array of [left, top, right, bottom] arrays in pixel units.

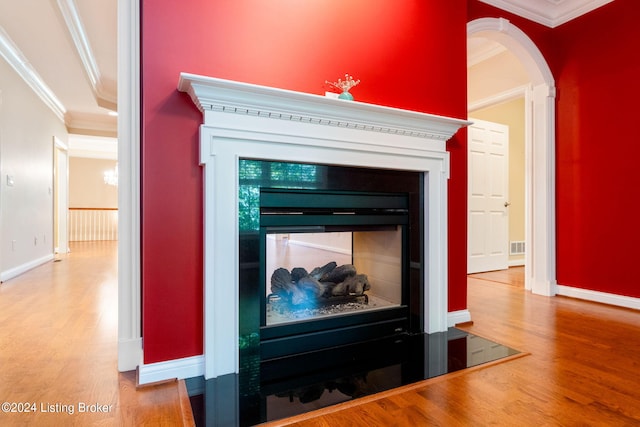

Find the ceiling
[[478, 0, 614, 27], [0, 0, 614, 157], [0, 0, 117, 157]]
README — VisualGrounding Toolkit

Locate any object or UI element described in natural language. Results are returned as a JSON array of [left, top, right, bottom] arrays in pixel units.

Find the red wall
[[551, 0, 640, 296], [141, 0, 469, 363], [469, 0, 640, 297]]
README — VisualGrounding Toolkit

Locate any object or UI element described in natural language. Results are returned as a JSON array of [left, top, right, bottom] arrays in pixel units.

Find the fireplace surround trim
[[177, 73, 470, 379]]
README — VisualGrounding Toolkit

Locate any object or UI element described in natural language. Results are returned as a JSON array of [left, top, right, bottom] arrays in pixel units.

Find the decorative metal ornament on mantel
[[326, 73, 360, 100]]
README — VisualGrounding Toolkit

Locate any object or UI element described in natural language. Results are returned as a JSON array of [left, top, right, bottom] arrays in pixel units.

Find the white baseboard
[[508, 259, 525, 267], [0, 254, 54, 282], [556, 285, 640, 310], [118, 337, 142, 372], [448, 309, 472, 327], [138, 355, 204, 385]]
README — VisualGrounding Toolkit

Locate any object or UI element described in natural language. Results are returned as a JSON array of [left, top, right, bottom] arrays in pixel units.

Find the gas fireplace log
[[270, 262, 371, 306], [332, 274, 370, 296], [291, 267, 309, 282], [290, 285, 309, 306], [309, 262, 337, 280], [270, 268, 295, 297], [321, 264, 356, 283], [320, 282, 337, 298], [295, 276, 326, 303]]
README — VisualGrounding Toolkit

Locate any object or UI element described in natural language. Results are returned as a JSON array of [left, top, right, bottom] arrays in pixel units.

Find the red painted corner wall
[[469, 0, 640, 298], [551, 0, 640, 296], [141, 0, 469, 364]]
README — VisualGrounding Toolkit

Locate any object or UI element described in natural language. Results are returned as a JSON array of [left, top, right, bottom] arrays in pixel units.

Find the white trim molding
[[468, 18, 553, 86], [56, 0, 117, 111], [0, 254, 54, 283], [557, 286, 640, 311], [179, 73, 470, 380], [116, 0, 142, 373], [138, 355, 205, 385], [0, 27, 66, 123], [468, 18, 557, 297], [468, 84, 529, 113], [478, 0, 614, 28], [448, 310, 472, 327]]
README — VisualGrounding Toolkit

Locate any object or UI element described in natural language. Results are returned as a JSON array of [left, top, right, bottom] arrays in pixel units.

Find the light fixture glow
[[104, 163, 118, 186]]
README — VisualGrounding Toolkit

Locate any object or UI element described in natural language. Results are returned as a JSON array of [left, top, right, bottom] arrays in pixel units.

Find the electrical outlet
[[6, 175, 15, 187], [34, 236, 38, 246], [11, 240, 16, 251]]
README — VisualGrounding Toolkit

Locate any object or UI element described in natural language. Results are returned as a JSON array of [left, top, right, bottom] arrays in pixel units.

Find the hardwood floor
[[265, 269, 640, 426], [0, 242, 193, 427], [5, 247, 640, 426], [468, 266, 524, 287]]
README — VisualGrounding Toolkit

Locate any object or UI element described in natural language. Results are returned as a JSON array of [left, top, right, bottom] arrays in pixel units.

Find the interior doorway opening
[[467, 17, 556, 296]]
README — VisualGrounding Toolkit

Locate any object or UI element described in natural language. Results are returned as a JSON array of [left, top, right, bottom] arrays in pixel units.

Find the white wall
[[69, 157, 118, 208], [0, 57, 68, 281]]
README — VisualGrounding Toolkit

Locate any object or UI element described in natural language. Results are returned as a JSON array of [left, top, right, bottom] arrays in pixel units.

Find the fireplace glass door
[[265, 228, 403, 326], [259, 188, 410, 360]]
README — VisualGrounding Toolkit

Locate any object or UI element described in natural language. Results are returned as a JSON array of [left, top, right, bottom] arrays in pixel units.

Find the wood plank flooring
[[0, 242, 193, 427], [267, 268, 640, 426], [4, 245, 640, 426], [468, 266, 525, 287]]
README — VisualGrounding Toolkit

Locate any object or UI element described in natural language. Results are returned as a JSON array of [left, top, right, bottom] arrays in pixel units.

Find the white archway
[[468, 18, 556, 296]]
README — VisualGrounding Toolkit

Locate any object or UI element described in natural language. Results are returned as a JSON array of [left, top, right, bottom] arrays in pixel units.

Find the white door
[[468, 118, 509, 273]]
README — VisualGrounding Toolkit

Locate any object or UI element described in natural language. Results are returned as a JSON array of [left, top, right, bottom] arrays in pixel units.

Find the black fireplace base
[[186, 328, 521, 427]]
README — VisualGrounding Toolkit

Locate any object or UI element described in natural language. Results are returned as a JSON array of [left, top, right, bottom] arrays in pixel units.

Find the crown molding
[[468, 39, 507, 67], [68, 134, 117, 159], [479, 0, 614, 28], [56, 0, 117, 111], [66, 111, 117, 137], [0, 26, 66, 122], [468, 84, 529, 112]]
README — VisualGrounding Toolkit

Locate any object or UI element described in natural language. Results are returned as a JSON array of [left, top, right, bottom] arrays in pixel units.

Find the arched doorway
[[468, 17, 556, 296]]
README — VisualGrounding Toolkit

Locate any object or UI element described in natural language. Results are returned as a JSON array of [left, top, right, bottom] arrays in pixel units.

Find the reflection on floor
[[468, 266, 524, 287], [186, 328, 519, 427]]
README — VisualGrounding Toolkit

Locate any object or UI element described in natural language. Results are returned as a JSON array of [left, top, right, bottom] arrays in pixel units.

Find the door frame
[[117, 0, 142, 371], [53, 136, 69, 254], [468, 18, 557, 296]]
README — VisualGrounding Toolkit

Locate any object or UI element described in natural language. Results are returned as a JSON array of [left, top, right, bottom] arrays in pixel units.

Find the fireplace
[[177, 73, 470, 379], [239, 162, 424, 361], [261, 189, 408, 336]]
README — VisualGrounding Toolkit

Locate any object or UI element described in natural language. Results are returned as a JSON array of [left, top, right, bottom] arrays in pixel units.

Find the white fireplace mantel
[[177, 73, 470, 379]]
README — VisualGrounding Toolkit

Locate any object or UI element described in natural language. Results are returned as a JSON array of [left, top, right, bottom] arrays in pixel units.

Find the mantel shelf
[[178, 73, 470, 144]]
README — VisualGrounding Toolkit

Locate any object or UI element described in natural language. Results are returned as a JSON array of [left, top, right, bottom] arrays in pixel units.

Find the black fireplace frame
[[258, 188, 411, 360], [238, 159, 425, 374]]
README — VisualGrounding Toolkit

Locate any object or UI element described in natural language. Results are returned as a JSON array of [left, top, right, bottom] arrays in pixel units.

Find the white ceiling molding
[[467, 38, 507, 67], [0, 26, 66, 123], [68, 134, 117, 159], [468, 84, 530, 112], [56, 0, 117, 111], [479, 0, 615, 27], [66, 111, 118, 138]]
